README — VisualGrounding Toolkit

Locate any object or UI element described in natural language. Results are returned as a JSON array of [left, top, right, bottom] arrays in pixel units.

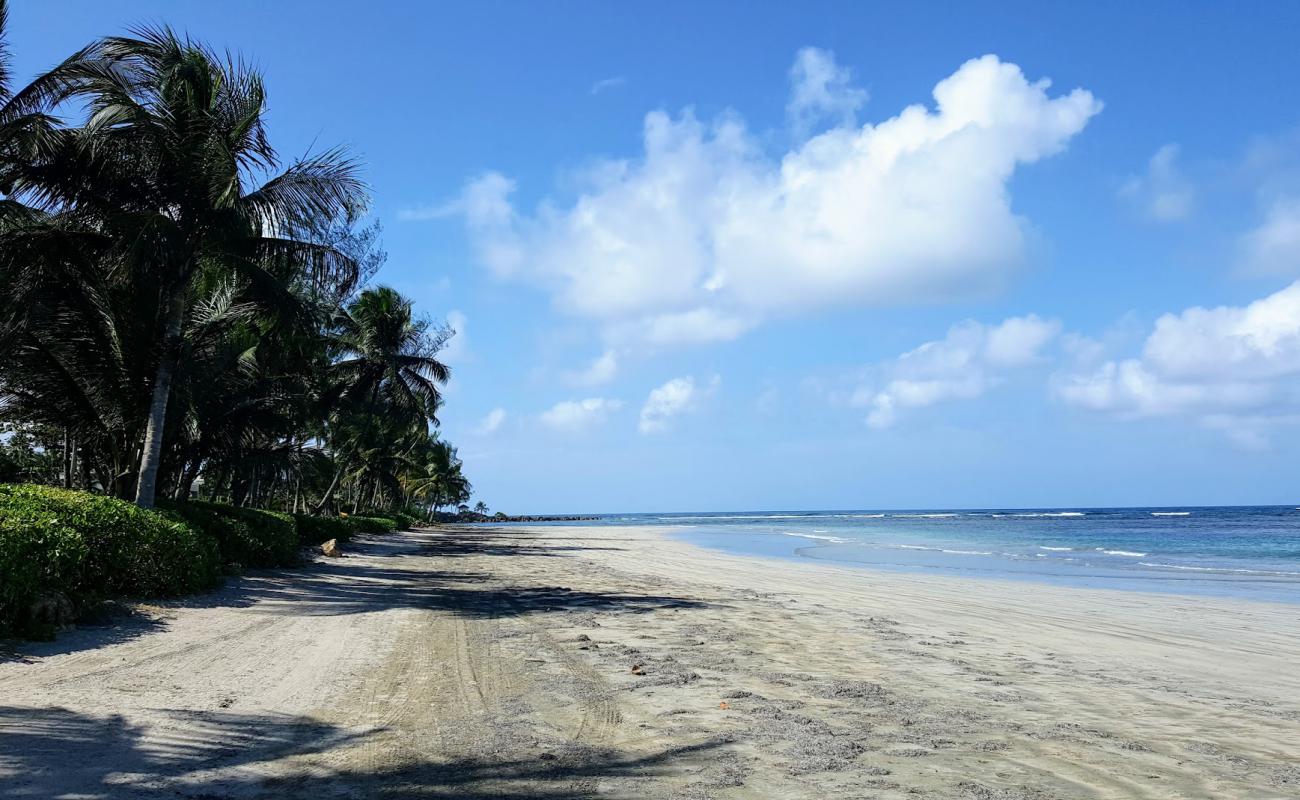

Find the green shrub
[[347, 515, 397, 534], [293, 513, 353, 545], [0, 484, 221, 635], [391, 511, 416, 531], [176, 501, 299, 568]]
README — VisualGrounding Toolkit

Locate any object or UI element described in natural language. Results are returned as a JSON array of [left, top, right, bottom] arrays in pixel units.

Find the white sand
[[2, 524, 1297, 798]]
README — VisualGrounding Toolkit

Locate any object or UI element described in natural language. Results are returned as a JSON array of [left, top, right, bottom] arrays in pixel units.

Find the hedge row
[[1, 484, 420, 637], [392, 512, 417, 531], [294, 513, 353, 545], [0, 485, 221, 636], [345, 515, 398, 534], [164, 501, 299, 569]]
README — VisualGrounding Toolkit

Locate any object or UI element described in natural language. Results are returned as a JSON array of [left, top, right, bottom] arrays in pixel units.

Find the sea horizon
[[504, 505, 1300, 604]]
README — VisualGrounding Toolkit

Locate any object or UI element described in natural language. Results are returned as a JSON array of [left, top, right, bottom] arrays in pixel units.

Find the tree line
[[0, 4, 473, 519]]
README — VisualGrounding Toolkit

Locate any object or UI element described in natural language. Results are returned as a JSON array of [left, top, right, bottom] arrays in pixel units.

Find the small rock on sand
[[29, 591, 75, 628]]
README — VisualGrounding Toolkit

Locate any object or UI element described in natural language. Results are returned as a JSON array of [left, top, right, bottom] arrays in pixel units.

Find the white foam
[[1151, 511, 1190, 516], [1038, 546, 1074, 551], [894, 544, 991, 555], [667, 512, 890, 521], [1095, 548, 1147, 557], [1138, 562, 1300, 577], [1011, 512, 1085, 518], [892, 513, 959, 518], [783, 532, 849, 544]]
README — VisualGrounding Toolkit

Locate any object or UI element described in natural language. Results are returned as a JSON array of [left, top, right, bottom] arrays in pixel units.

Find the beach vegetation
[[0, 484, 221, 636], [0, 3, 482, 635]]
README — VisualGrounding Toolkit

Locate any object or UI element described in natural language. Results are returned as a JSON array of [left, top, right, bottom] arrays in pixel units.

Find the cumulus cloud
[[638, 375, 719, 434], [539, 397, 623, 431], [853, 315, 1061, 428], [1119, 143, 1194, 222], [448, 51, 1100, 351], [786, 47, 867, 136], [1055, 281, 1300, 445], [567, 349, 619, 387], [1238, 197, 1300, 276], [476, 408, 506, 434]]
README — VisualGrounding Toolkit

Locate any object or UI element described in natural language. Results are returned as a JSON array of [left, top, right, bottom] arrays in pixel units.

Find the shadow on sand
[[7, 526, 706, 656], [0, 705, 726, 799]]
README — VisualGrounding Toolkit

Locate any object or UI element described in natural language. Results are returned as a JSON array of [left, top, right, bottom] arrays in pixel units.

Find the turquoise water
[[512, 507, 1300, 603]]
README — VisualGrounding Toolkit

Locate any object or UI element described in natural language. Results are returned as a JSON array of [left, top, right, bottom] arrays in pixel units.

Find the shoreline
[[661, 524, 1300, 605], [498, 508, 1300, 605], [3, 524, 1298, 798]]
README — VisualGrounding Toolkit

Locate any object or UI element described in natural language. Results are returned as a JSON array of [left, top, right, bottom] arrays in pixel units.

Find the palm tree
[[0, 26, 367, 507], [314, 287, 450, 512], [402, 438, 470, 515], [0, 17, 472, 517], [331, 287, 451, 420]]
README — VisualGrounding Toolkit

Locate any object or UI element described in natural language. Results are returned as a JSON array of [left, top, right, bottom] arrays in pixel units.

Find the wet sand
[[2, 524, 1297, 798]]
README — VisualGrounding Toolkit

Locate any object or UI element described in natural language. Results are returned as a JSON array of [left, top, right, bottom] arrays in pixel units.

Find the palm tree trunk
[[314, 464, 344, 513], [62, 427, 73, 489], [79, 446, 92, 491], [134, 292, 187, 508], [174, 456, 200, 501]]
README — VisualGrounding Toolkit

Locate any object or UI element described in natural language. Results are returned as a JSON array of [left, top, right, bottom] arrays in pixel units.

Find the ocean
[[510, 506, 1300, 603]]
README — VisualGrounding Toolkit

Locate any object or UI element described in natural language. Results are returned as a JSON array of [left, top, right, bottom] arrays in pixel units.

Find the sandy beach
[[3, 524, 1298, 799]]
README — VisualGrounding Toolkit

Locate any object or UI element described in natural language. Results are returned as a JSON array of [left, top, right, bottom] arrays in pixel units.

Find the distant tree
[[473, 500, 488, 515], [402, 438, 469, 513], [314, 286, 450, 512]]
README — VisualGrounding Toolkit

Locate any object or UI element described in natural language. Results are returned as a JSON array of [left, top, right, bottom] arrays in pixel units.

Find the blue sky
[[14, 2, 1300, 512]]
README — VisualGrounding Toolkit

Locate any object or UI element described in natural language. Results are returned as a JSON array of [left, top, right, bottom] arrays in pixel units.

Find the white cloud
[[476, 408, 506, 434], [1238, 197, 1300, 276], [853, 315, 1061, 428], [787, 47, 867, 137], [639, 375, 719, 434], [441, 310, 469, 363], [567, 349, 619, 386], [1120, 143, 1193, 221], [449, 52, 1100, 351], [610, 307, 753, 347], [539, 397, 623, 431], [1055, 281, 1300, 445], [590, 76, 627, 95]]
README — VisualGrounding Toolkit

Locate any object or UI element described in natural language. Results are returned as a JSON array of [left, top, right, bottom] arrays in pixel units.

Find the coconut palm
[[0, 26, 367, 507], [313, 287, 450, 511], [0, 17, 471, 520], [330, 287, 451, 421], [402, 439, 471, 514]]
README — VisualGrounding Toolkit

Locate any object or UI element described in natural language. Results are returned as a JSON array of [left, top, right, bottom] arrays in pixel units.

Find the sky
[[12, 1, 1300, 512]]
